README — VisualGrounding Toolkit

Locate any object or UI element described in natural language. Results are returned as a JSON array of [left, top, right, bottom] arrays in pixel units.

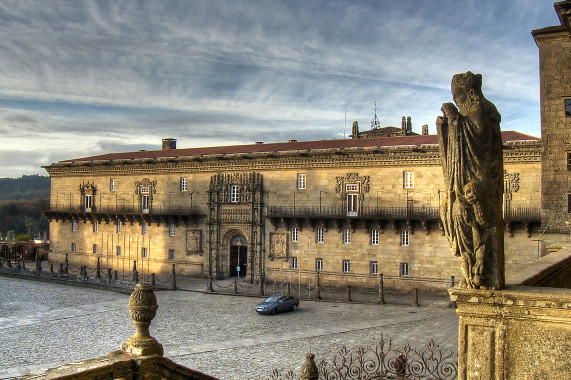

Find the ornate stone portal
[[436, 71, 505, 290]]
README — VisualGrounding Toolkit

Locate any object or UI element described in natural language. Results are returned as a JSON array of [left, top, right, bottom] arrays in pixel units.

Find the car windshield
[[264, 296, 282, 303]]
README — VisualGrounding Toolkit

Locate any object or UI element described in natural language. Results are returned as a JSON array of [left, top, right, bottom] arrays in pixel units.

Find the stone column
[[449, 286, 571, 380]]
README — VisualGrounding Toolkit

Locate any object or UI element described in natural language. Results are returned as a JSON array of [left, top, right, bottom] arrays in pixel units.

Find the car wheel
[[293, 303, 298, 311], [271, 308, 277, 315]]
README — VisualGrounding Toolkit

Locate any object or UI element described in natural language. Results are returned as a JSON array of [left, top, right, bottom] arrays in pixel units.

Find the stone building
[[532, 1, 571, 235], [43, 128, 542, 291]]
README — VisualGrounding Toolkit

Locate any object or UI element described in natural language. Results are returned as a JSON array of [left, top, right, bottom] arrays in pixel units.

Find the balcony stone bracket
[[449, 286, 571, 380]]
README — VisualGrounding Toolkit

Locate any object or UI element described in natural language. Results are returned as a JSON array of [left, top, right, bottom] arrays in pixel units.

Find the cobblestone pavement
[[0, 276, 458, 380]]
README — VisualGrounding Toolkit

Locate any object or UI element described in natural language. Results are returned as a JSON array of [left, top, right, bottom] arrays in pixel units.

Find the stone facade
[[533, 1, 571, 235], [44, 132, 541, 291]]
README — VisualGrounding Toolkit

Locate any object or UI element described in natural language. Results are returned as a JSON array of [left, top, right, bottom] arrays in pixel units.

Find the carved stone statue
[[436, 71, 504, 290]]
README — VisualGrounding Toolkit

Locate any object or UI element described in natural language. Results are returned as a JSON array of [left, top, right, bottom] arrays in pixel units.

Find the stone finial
[[300, 352, 319, 380], [121, 282, 164, 356]]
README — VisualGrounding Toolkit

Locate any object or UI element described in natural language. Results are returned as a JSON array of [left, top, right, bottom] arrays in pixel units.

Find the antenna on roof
[[371, 102, 381, 130]]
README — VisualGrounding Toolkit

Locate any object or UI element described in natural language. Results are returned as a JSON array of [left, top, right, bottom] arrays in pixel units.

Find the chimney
[[255, 141, 264, 144], [162, 138, 177, 150], [351, 121, 359, 139], [401, 117, 406, 135], [406, 116, 412, 135], [289, 139, 297, 143], [422, 124, 429, 135]]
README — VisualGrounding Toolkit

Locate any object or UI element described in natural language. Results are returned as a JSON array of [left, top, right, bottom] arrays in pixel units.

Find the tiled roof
[[61, 131, 539, 163]]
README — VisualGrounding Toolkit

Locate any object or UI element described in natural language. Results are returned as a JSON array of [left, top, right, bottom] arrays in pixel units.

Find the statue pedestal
[[449, 286, 571, 379]]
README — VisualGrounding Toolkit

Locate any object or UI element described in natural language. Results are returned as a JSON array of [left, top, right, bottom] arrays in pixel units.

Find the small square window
[[342, 260, 351, 273], [230, 185, 239, 203], [180, 177, 188, 192], [169, 223, 175, 237], [93, 221, 98, 233], [297, 174, 306, 190], [291, 227, 298, 242], [116, 246, 121, 256], [141, 247, 147, 258], [93, 244, 98, 254], [400, 262, 409, 276], [371, 230, 379, 245], [71, 242, 76, 252], [401, 230, 409, 246], [370, 261, 378, 275], [291, 256, 298, 269], [169, 249, 175, 260], [117, 222, 122, 234], [142, 222, 147, 236], [343, 229, 351, 244], [346, 184, 358, 192], [71, 220, 76, 232], [317, 228, 324, 243], [110, 179, 116, 191], [404, 171, 414, 189], [316, 258, 323, 271]]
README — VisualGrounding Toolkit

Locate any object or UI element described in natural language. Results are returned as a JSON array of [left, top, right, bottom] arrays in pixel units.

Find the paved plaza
[[0, 276, 458, 379]]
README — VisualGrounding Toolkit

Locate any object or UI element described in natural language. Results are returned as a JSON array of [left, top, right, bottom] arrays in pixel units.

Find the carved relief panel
[[269, 232, 288, 261], [186, 229, 202, 255]]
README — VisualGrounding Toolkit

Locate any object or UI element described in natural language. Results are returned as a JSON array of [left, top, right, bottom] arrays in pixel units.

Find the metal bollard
[[151, 273, 156, 287], [171, 264, 177, 290], [346, 285, 352, 302], [259, 270, 265, 296], [378, 274, 385, 304], [414, 288, 419, 307], [64, 254, 69, 274], [113, 270, 118, 280], [50, 263, 54, 273], [451, 276, 455, 287], [96, 258, 101, 279], [59, 263, 64, 278], [316, 272, 321, 300], [287, 282, 291, 296], [107, 268, 112, 279], [132, 261, 138, 283], [233, 279, 238, 295]]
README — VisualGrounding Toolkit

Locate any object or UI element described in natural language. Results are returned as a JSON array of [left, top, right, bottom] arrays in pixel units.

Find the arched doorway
[[229, 235, 247, 277]]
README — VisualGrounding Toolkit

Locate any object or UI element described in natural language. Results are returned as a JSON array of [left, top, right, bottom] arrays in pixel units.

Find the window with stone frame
[[169, 249, 175, 260], [401, 230, 409, 246], [404, 171, 414, 189], [110, 178, 116, 191], [297, 173, 306, 189], [93, 221, 98, 233], [141, 247, 147, 258], [371, 229, 379, 245], [291, 256, 298, 269], [169, 223, 175, 237], [116, 246, 121, 256], [317, 228, 324, 243], [230, 184, 239, 202], [316, 258, 323, 271], [343, 229, 351, 244], [71, 220, 76, 232], [400, 262, 409, 276], [142, 222, 147, 236], [568, 193, 571, 213], [567, 152, 571, 171], [93, 244, 98, 254], [180, 177, 188, 192], [565, 99, 571, 117], [117, 221, 121, 234], [370, 261, 378, 275], [346, 183, 359, 216], [291, 227, 298, 242], [71, 242, 76, 252], [342, 260, 351, 273]]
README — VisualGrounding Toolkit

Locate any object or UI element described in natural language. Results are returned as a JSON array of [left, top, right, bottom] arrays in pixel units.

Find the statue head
[[451, 71, 483, 112]]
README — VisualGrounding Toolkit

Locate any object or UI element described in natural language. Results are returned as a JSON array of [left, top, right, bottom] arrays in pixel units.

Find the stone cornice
[[44, 141, 541, 177]]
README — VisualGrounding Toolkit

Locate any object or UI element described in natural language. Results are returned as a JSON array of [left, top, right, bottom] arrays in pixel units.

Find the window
[[180, 177, 188, 191], [141, 247, 147, 258], [404, 171, 414, 189], [116, 246, 121, 256], [343, 229, 351, 244], [346, 184, 358, 216], [230, 185, 239, 202], [93, 244, 98, 254], [141, 186, 150, 212], [370, 261, 378, 275], [568, 193, 571, 213], [169, 223, 175, 237], [117, 222, 121, 234], [317, 228, 324, 243], [371, 230, 379, 245], [84, 195, 92, 212], [567, 152, 571, 171], [316, 258, 323, 271], [291, 256, 298, 269], [110, 179, 116, 191], [93, 221, 98, 233], [565, 99, 571, 117], [71, 242, 76, 252], [401, 230, 409, 246], [71, 220, 76, 232], [142, 222, 147, 236], [169, 249, 175, 260], [342, 260, 351, 273], [291, 227, 298, 242], [297, 173, 306, 189], [400, 262, 409, 276]]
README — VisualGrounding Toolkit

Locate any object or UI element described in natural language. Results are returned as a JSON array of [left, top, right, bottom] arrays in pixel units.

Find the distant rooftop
[[58, 131, 539, 164]]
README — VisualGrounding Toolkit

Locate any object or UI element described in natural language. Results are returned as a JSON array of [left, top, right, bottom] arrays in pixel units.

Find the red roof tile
[[60, 131, 539, 163]]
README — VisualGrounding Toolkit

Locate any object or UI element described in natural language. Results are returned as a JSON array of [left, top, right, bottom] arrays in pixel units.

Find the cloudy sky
[[0, 0, 560, 178]]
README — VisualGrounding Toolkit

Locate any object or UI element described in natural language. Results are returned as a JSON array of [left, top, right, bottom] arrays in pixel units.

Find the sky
[[0, 0, 561, 178]]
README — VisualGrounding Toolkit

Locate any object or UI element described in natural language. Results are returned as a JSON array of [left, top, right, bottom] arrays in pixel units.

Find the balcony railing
[[45, 205, 202, 217], [267, 206, 440, 220], [504, 207, 540, 221]]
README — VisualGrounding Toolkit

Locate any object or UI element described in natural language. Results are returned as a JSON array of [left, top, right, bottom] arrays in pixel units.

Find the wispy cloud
[[0, 0, 560, 177]]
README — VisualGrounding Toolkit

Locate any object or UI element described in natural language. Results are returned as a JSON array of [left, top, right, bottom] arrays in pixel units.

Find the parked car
[[256, 294, 299, 315]]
